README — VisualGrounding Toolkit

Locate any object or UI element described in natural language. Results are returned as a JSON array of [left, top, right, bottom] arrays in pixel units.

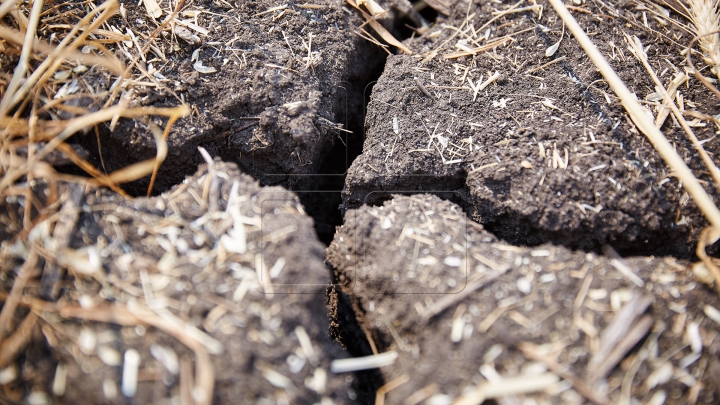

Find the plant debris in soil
[[0, 160, 355, 404], [327, 193, 720, 404], [4, 0, 720, 403], [342, 0, 720, 257]]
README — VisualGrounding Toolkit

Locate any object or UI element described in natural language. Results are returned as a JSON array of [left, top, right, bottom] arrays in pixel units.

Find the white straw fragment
[[122, 349, 141, 397], [610, 259, 644, 287], [52, 363, 67, 396], [269, 257, 286, 279], [478, 72, 500, 91], [688, 321, 702, 353], [704, 305, 720, 324], [150, 344, 180, 374], [0, 366, 17, 385], [295, 326, 319, 366], [454, 372, 560, 405], [143, 0, 162, 18], [331, 351, 398, 373]]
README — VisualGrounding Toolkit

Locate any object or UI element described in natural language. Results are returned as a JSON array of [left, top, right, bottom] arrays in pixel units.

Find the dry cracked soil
[[3, 0, 720, 404]]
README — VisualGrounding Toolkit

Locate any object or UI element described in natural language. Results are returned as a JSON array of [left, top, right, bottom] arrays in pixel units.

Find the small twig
[[525, 55, 567, 74], [198, 147, 217, 211], [0, 312, 38, 367], [424, 270, 504, 319], [697, 227, 720, 294], [375, 374, 410, 405], [414, 77, 435, 99], [0, 0, 44, 116]]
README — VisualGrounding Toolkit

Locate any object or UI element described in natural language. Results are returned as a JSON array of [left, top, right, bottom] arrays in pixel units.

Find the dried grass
[[0, 0, 203, 401], [0, 0, 191, 201], [688, 0, 720, 79]]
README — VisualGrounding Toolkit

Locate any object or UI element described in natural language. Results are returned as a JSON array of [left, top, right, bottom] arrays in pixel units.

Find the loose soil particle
[[0, 161, 354, 404], [327, 193, 720, 404], [343, 0, 720, 257]]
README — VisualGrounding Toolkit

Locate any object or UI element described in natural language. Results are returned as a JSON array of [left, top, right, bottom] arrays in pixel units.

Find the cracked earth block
[[327, 194, 720, 404], [343, 0, 720, 256], [4, 161, 354, 404]]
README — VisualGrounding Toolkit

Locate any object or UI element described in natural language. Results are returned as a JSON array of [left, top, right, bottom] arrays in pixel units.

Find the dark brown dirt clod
[[328, 193, 720, 404], [343, 0, 720, 257], [91, 0, 386, 195]]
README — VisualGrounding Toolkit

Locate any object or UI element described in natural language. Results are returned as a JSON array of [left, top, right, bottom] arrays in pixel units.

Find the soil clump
[[328, 193, 720, 404], [0, 160, 356, 404], [342, 0, 720, 257], [91, 0, 386, 196]]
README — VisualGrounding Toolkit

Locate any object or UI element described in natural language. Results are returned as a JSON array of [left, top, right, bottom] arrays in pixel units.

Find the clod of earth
[[92, 0, 386, 195], [342, 0, 720, 257], [327, 193, 720, 404], [0, 161, 354, 404]]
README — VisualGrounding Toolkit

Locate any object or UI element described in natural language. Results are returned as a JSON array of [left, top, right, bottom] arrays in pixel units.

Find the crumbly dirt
[[0, 161, 356, 404], [327, 193, 720, 404], [83, 0, 386, 195], [342, 0, 720, 257]]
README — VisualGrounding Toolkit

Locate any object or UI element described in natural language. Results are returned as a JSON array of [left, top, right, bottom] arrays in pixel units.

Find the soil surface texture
[[89, 0, 386, 195], [342, 0, 720, 257], [327, 193, 720, 404], [0, 161, 355, 404]]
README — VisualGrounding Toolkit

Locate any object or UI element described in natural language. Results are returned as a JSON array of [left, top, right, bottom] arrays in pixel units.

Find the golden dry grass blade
[[0, 104, 189, 193], [627, 35, 720, 190], [346, 0, 412, 54], [8, 0, 29, 35], [375, 374, 410, 405], [0, 26, 124, 75], [0, 0, 18, 21], [54, 143, 128, 196], [0, 0, 45, 116], [548, 0, 720, 243], [696, 227, 720, 293], [2, 0, 121, 116], [0, 312, 38, 367], [147, 114, 179, 196], [0, 250, 38, 340], [443, 37, 512, 59]]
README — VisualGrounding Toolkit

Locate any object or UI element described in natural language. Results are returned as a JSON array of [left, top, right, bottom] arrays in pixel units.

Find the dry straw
[[0, 0, 209, 402], [0, 0, 189, 198], [688, 0, 720, 79]]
